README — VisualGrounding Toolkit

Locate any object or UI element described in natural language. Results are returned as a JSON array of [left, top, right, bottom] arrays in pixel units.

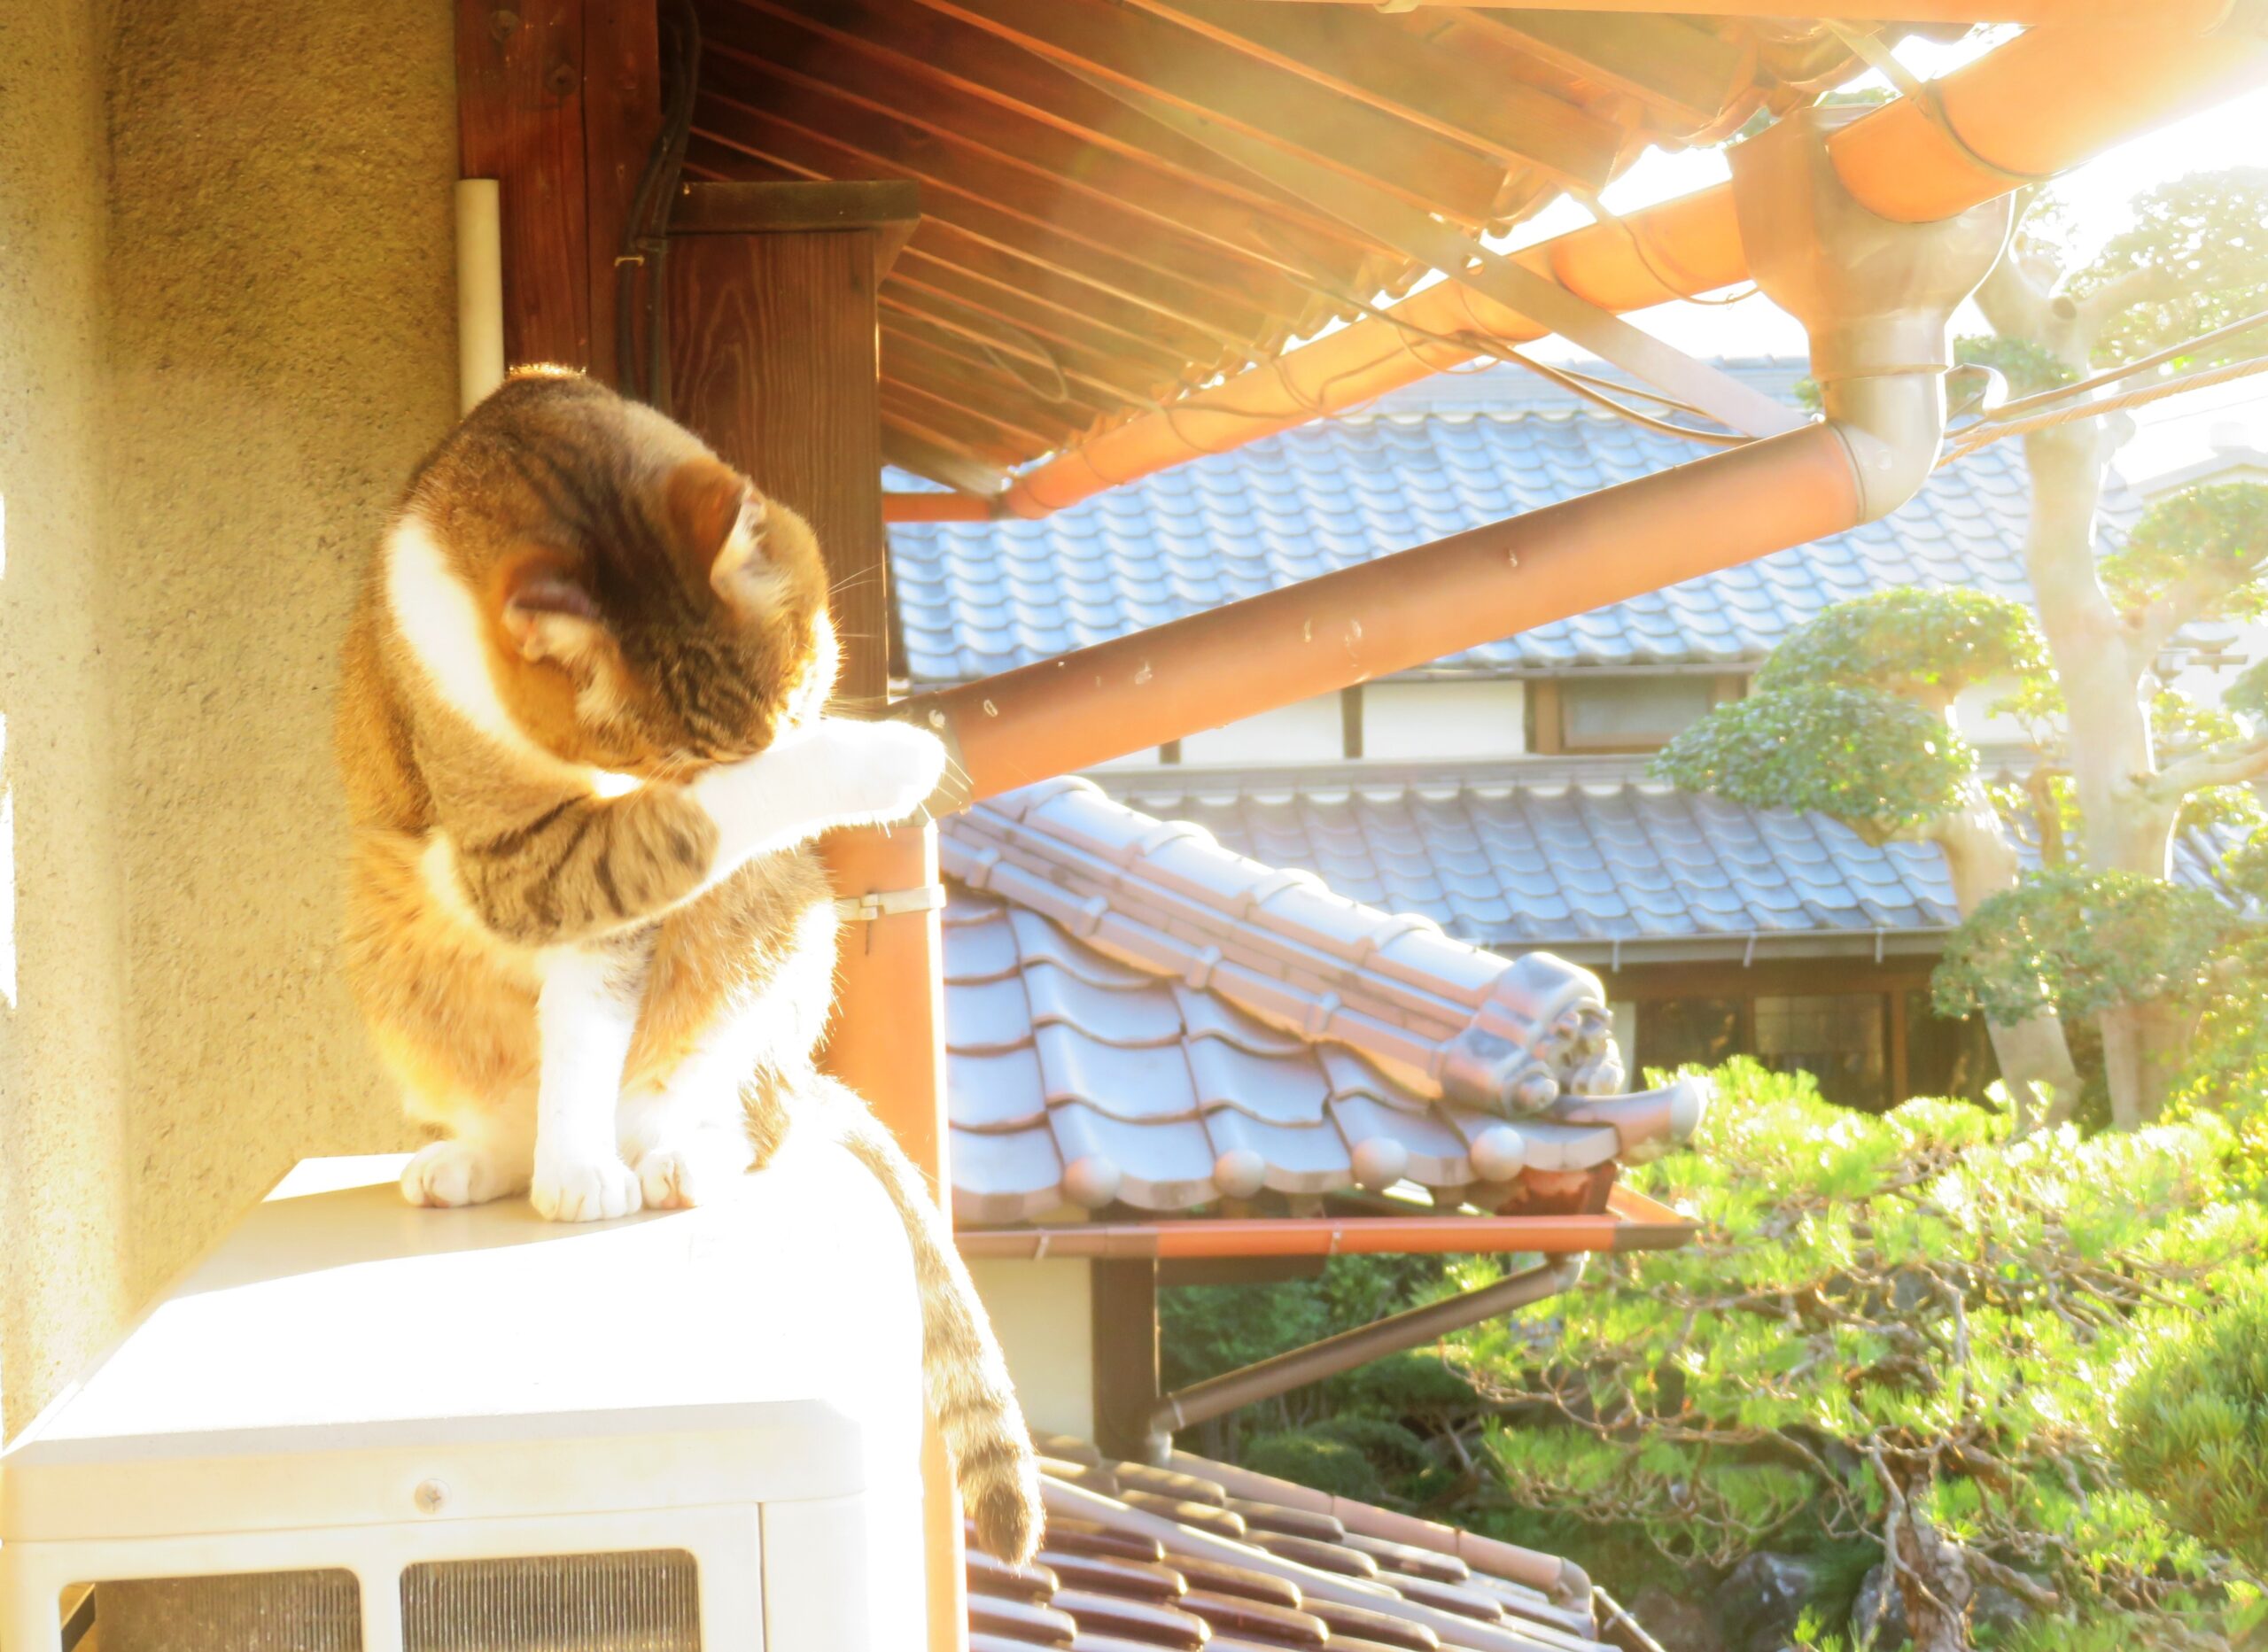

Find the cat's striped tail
[[799, 1074, 1045, 1565]]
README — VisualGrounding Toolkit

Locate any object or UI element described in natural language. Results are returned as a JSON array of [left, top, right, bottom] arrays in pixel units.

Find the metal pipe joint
[[1730, 105, 2013, 522]]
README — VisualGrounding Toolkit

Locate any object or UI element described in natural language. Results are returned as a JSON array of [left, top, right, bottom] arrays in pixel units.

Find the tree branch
[[2072, 264, 2176, 345], [2148, 736, 2268, 803], [2126, 564, 2251, 672], [1974, 254, 2052, 343]]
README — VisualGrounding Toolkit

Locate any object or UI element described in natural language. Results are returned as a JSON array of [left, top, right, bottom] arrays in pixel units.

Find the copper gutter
[[884, 491, 999, 523], [1138, 1256, 1585, 1458], [914, 421, 1864, 795], [955, 1186, 1696, 1260], [996, 13, 2265, 519]]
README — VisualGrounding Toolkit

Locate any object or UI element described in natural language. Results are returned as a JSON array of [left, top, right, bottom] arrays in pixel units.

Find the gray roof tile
[[890, 394, 2142, 681], [943, 786, 1707, 1224]]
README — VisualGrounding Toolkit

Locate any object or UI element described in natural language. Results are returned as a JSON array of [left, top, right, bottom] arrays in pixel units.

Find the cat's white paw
[[530, 1153, 643, 1222], [811, 717, 949, 825], [402, 1138, 528, 1208], [632, 1129, 754, 1210]]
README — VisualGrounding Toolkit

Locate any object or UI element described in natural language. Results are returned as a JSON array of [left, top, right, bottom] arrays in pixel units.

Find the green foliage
[[1449, 1061, 2268, 1634], [1653, 683, 1973, 838], [1934, 869, 2239, 1024], [2114, 1276, 2268, 1572], [1756, 587, 2048, 703], [2101, 482, 2268, 622], [2070, 168, 2268, 367]]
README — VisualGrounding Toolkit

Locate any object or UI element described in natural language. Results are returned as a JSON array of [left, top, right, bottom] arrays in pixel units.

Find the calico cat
[[334, 366, 1042, 1563]]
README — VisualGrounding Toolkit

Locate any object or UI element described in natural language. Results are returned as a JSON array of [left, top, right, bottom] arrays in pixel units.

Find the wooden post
[[664, 180, 965, 1652], [455, 0, 658, 383], [1091, 1259, 1161, 1463]]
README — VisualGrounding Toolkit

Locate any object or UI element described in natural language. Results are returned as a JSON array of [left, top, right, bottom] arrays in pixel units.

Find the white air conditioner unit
[[1, 1139, 927, 1651]]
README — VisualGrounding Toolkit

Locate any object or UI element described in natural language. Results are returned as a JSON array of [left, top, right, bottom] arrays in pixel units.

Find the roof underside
[[683, 0, 1895, 490]]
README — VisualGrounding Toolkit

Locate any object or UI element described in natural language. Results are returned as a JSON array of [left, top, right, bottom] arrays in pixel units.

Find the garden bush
[[1163, 1060, 2268, 1647]]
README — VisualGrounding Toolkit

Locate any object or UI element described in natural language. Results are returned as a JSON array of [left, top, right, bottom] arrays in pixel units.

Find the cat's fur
[[334, 367, 1042, 1562]]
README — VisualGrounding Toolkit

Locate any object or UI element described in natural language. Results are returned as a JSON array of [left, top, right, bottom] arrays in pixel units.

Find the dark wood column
[[1091, 1259, 1161, 1464], [664, 180, 964, 1652]]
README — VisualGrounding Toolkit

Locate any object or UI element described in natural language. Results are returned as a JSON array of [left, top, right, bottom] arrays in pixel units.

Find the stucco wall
[[0, 0, 134, 1437], [0, 0, 458, 1437], [967, 1258, 1097, 1443]]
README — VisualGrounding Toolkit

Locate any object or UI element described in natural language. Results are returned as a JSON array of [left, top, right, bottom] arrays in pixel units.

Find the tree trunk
[[1929, 780, 2079, 1127], [1896, 1510, 1976, 1652]]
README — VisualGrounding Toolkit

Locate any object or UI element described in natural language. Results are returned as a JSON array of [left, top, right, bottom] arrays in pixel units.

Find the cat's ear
[[668, 458, 781, 617], [500, 562, 609, 670]]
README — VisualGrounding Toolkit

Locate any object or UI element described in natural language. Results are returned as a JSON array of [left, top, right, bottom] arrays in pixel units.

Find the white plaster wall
[[966, 1257, 1096, 1443], [1363, 680, 1526, 762], [1180, 694, 1346, 766], [1954, 674, 2032, 745]]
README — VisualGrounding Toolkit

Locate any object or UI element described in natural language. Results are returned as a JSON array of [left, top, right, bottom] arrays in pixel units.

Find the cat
[[333, 365, 1042, 1563]]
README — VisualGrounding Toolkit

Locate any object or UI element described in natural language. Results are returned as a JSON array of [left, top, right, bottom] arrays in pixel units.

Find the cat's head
[[421, 370, 840, 779]]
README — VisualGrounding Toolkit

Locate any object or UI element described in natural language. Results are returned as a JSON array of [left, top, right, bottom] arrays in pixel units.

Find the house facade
[[894, 360, 2263, 1116]]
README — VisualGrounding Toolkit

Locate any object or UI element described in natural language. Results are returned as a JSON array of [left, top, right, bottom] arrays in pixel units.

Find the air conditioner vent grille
[[92, 1568, 361, 1651], [401, 1548, 702, 1651]]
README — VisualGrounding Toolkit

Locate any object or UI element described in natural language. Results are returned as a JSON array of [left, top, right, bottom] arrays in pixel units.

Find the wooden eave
[[685, 0, 1869, 490]]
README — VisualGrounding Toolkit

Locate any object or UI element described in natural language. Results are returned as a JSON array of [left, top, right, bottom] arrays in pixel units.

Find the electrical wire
[[1938, 352, 2268, 468], [614, 0, 701, 411], [1978, 306, 2268, 423]]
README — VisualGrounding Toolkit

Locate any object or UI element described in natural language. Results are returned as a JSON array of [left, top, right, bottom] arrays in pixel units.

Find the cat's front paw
[[811, 717, 950, 826], [530, 1153, 643, 1222], [403, 1138, 528, 1208]]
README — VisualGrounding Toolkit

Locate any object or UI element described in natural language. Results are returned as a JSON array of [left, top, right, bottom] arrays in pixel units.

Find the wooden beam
[[703, 1, 1380, 288], [683, 143, 1211, 377], [694, 88, 1278, 353], [701, 51, 1314, 324], [905, 0, 1510, 228], [1458, 11, 1744, 132], [457, 0, 593, 368], [882, 423, 1014, 498], [882, 312, 1130, 423], [880, 291, 1169, 410], [672, 176, 920, 273], [1117, 0, 1622, 191], [727, 0, 1380, 251]]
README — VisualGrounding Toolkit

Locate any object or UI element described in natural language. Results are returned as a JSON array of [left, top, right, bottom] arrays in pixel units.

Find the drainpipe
[[901, 111, 2009, 801], [1133, 1254, 1586, 1465]]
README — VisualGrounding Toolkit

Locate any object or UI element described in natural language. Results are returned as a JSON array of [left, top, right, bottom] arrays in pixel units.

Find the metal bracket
[[1061, 64, 1802, 442], [832, 883, 947, 923]]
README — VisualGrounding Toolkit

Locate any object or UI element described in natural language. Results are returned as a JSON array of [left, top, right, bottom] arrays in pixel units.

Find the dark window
[[1905, 991, 2000, 1105], [1755, 993, 1889, 1111], [1635, 997, 1743, 1077], [1558, 674, 1717, 753]]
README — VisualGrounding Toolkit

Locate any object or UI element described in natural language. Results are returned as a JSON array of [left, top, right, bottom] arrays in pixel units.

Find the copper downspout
[[996, 12, 2264, 519], [1136, 1256, 1586, 1462]]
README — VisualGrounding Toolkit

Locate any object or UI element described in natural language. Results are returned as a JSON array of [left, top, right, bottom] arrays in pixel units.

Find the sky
[[1494, 28, 2268, 483]]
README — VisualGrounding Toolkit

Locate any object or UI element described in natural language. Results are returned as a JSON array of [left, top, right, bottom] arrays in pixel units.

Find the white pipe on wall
[[454, 179, 505, 415]]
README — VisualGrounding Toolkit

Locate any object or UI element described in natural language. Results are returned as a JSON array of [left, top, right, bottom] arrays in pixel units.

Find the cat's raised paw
[[402, 1138, 527, 1208], [530, 1155, 643, 1222], [812, 717, 950, 826]]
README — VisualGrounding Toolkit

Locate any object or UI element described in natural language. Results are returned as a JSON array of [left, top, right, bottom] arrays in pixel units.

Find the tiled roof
[[1090, 762, 2248, 959], [972, 1439, 1614, 1652], [888, 392, 2143, 684], [942, 779, 1706, 1227]]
